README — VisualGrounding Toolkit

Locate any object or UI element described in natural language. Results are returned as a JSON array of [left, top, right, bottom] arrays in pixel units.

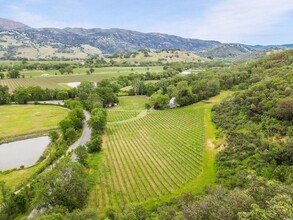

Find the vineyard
[[107, 110, 141, 123], [107, 96, 147, 123], [88, 99, 210, 210]]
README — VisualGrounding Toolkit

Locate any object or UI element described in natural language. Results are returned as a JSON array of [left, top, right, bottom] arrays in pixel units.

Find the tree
[[64, 99, 83, 110], [27, 86, 45, 101], [96, 87, 118, 107], [65, 66, 73, 75], [59, 119, 73, 134], [131, 77, 145, 95], [57, 90, 69, 101], [8, 70, 20, 78], [149, 92, 170, 109], [59, 68, 65, 75], [0, 181, 28, 219], [89, 68, 95, 74], [176, 81, 196, 106], [34, 161, 89, 211], [68, 108, 84, 130], [88, 109, 107, 135], [0, 72, 4, 79], [13, 87, 30, 104], [86, 135, 102, 153], [64, 128, 77, 143], [0, 85, 10, 104], [49, 131, 59, 143], [277, 98, 293, 120], [167, 84, 177, 97], [75, 145, 88, 166]]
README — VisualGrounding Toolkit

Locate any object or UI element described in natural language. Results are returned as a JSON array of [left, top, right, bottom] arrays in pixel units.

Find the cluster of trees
[[0, 62, 80, 79], [59, 107, 84, 144], [0, 62, 75, 72], [0, 85, 76, 104], [34, 160, 90, 212], [76, 80, 119, 109], [0, 81, 119, 107], [87, 107, 107, 153], [0, 159, 92, 219], [148, 71, 221, 109], [213, 77, 293, 187]]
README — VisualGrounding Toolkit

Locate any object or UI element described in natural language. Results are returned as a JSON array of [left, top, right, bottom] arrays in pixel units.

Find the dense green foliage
[[34, 160, 89, 211], [213, 52, 293, 188]]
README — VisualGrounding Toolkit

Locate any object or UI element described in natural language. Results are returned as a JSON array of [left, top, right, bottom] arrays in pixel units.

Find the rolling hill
[[0, 17, 292, 60]]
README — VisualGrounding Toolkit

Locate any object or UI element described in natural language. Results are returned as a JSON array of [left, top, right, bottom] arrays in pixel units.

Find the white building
[[180, 71, 192, 75], [169, 97, 176, 108]]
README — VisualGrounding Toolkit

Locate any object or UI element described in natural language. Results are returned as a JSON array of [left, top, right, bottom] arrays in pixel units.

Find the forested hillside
[[102, 50, 293, 219]]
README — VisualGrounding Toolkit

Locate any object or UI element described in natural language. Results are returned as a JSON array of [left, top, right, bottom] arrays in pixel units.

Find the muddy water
[[0, 136, 49, 171]]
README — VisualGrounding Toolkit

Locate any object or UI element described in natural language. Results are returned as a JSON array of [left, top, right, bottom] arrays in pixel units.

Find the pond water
[[0, 136, 50, 171]]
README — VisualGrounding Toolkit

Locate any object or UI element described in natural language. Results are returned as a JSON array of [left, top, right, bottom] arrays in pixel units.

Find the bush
[[49, 131, 59, 143]]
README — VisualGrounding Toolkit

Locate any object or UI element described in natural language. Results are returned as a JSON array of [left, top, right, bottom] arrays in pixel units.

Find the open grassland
[[113, 50, 206, 64], [0, 105, 68, 140], [0, 165, 39, 191], [0, 66, 163, 91], [107, 96, 147, 123]]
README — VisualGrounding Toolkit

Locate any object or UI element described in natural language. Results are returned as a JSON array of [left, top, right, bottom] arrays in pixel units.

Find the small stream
[[0, 136, 50, 171]]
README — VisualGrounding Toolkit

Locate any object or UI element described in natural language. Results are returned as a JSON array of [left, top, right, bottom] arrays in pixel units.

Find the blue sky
[[1, 0, 293, 45]]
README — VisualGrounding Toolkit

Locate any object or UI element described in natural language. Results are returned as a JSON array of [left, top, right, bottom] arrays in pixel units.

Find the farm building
[[180, 71, 191, 75], [169, 97, 176, 108], [41, 74, 50, 77]]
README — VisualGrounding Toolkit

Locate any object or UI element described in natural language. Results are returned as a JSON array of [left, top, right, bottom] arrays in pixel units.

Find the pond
[[0, 136, 50, 171]]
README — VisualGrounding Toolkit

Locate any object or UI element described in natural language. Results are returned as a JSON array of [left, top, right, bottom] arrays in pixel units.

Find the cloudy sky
[[1, 0, 293, 45]]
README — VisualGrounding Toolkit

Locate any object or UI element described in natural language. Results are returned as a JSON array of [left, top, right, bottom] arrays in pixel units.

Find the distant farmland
[[0, 66, 163, 90]]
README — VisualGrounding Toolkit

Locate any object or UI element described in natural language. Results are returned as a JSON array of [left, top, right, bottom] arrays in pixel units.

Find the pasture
[[87, 94, 221, 211], [0, 105, 68, 140]]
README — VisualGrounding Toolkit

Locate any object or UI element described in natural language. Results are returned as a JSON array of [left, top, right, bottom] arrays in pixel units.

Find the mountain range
[[0, 17, 291, 60]]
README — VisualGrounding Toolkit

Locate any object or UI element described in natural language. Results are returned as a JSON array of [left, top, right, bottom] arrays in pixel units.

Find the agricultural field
[[0, 66, 163, 91], [0, 105, 68, 140], [13, 66, 163, 78], [107, 96, 147, 123], [87, 94, 221, 211]]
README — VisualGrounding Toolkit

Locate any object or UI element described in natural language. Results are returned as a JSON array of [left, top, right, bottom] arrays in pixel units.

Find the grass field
[[0, 165, 39, 191], [0, 105, 68, 140], [86, 93, 233, 211], [0, 66, 163, 91], [107, 96, 147, 123]]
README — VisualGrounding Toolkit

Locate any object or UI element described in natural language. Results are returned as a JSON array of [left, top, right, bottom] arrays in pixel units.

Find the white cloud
[[193, 0, 293, 43]]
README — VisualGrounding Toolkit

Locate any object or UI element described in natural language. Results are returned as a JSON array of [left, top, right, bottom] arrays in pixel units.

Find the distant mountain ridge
[[0, 17, 292, 60], [0, 18, 31, 30]]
